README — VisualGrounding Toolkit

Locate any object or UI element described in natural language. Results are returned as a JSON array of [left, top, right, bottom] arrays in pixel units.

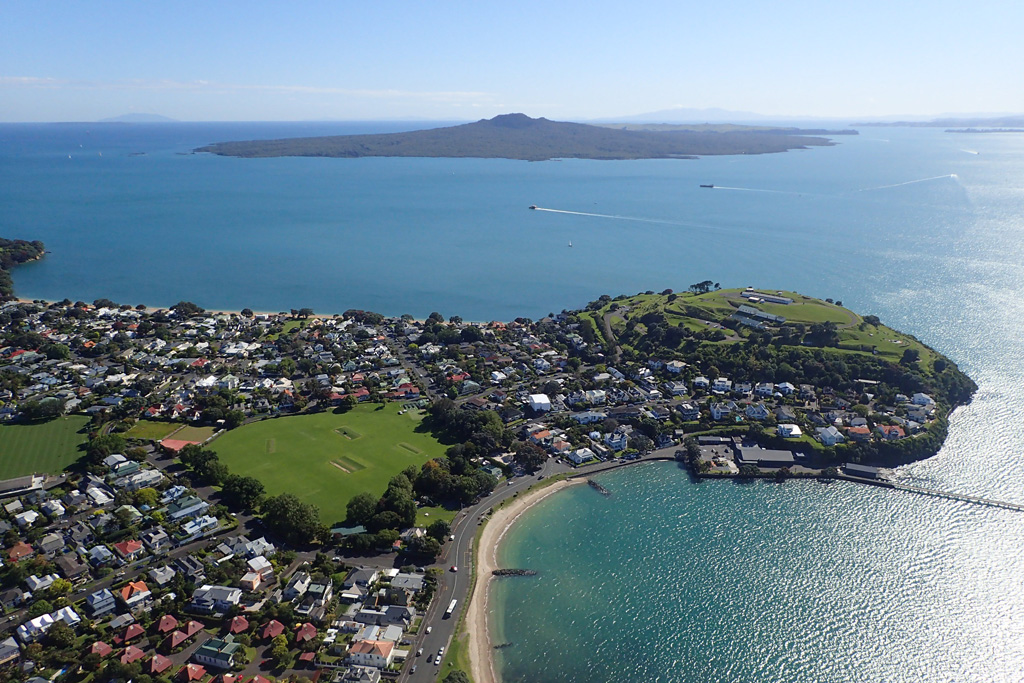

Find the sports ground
[[211, 404, 446, 525], [0, 415, 90, 479]]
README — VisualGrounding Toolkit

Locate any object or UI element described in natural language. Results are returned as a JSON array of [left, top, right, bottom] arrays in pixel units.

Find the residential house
[[192, 636, 240, 670], [710, 402, 737, 421], [190, 585, 242, 613], [603, 430, 628, 452], [745, 403, 771, 421], [86, 588, 117, 618], [113, 539, 145, 562], [37, 532, 65, 558], [166, 496, 209, 522], [149, 565, 176, 587], [174, 555, 206, 582], [120, 580, 152, 611], [347, 640, 394, 669], [816, 426, 846, 446], [876, 425, 906, 441], [777, 424, 803, 438], [712, 377, 732, 393], [283, 571, 312, 602], [677, 403, 700, 421], [55, 553, 89, 581], [566, 448, 596, 465], [141, 527, 172, 553]]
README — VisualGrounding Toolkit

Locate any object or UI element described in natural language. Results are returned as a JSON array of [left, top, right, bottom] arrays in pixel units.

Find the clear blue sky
[[2, 0, 1022, 122]]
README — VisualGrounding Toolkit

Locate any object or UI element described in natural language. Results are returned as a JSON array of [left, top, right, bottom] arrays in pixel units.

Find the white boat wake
[[859, 174, 958, 192], [529, 207, 760, 236]]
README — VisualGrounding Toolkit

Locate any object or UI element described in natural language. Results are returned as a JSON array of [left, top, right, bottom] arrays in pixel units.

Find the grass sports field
[[125, 420, 180, 441], [0, 415, 90, 479], [211, 404, 446, 526]]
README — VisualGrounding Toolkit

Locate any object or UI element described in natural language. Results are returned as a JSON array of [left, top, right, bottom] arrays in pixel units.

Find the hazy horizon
[[3, 0, 1023, 123]]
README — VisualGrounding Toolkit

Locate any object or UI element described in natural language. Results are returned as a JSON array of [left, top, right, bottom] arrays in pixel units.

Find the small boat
[[699, 184, 714, 188], [528, 205, 537, 210], [568, 241, 573, 248]]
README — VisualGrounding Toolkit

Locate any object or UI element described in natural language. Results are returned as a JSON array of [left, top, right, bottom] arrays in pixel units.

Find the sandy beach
[[466, 478, 581, 683]]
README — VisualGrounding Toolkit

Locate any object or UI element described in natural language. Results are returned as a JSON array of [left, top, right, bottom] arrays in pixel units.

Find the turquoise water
[[494, 464, 1024, 682], [4, 123, 1024, 679]]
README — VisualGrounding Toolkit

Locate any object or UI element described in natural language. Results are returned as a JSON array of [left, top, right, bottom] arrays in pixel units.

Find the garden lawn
[[0, 415, 90, 479], [210, 404, 446, 525]]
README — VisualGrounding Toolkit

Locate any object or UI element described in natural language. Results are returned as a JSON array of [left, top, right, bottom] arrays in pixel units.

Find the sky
[[2, 0, 1023, 123]]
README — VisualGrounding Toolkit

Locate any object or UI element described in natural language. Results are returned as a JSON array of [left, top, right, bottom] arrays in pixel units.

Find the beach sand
[[467, 478, 580, 683]]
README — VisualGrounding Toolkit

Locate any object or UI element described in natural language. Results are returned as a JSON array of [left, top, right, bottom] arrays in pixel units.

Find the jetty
[[587, 479, 611, 496], [840, 474, 1024, 512]]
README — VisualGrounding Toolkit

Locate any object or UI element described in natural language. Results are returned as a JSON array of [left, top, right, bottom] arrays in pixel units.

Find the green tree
[[262, 493, 323, 545], [345, 492, 378, 526], [45, 620, 76, 649], [427, 519, 451, 542], [443, 671, 471, 683], [222, 475, 266, 510]]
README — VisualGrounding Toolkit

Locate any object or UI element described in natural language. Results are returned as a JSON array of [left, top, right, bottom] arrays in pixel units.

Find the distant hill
[[195, 113, 839, 161], [99, 113, 177, 123], [853, 114, 1024, 128], [599, 106, 778, 123]]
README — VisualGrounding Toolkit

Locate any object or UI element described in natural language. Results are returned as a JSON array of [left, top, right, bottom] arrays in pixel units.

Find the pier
[[839, 475, 1024, 512]]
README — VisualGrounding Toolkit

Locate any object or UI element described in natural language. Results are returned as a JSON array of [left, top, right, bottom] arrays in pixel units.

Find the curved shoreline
[[466, 478, 581, 683]]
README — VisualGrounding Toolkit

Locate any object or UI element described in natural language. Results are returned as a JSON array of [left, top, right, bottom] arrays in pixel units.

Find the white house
[[778, 424, 803, 438], [710, 402, 737, 421], [566, 448, 596, 465], [528, 394, 552, 412], [712, 377, 732, 393], [347, 639, 394, 669], [693, 376, 710, 390], [604, 431, 628, 451], [817, 426, 846, 446]]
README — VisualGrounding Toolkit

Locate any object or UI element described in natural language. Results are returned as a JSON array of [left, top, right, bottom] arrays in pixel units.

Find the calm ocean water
[[3, 122, 1024, 680]]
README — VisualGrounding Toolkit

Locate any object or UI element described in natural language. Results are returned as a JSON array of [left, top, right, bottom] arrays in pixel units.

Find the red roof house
[[166, 630, 189, 649], [178, 663, 207, 682], [295, 622, 317, 643], [148, 654, 173, 674], [183, 620, 205, 637], [261, 620, 285, 640], [113, 540, 145, 560], [123, 623, 145, 642], [158, 614, 179, 633], [121, 646, 146, 665], [8, 542, 33, 563], [228, 615, 249, 634], [90, 641, 113, 658]]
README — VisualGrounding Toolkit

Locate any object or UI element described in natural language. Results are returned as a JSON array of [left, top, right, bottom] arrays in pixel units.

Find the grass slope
[[211, 404, 446, 526], [0, 415, 90, 479]]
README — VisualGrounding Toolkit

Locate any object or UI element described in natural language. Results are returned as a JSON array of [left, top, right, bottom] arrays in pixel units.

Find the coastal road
[[403, 458, 567, 683]]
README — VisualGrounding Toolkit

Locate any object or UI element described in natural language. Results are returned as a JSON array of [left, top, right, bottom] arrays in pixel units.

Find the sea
[[3, 122, 1024, 681]]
